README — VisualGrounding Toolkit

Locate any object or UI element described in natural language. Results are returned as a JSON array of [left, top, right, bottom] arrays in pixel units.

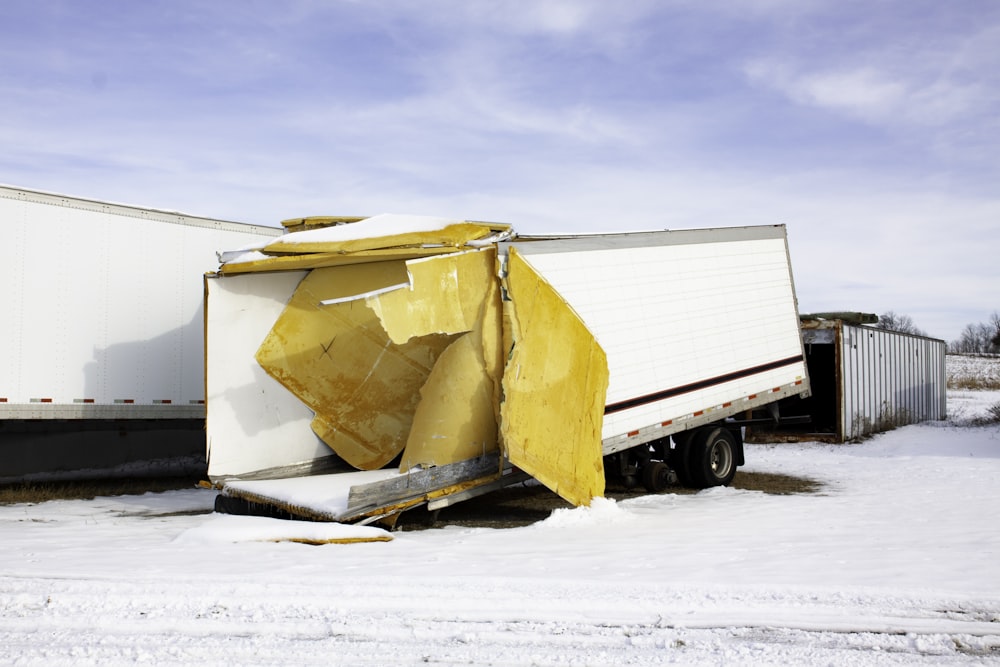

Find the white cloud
[[431, 0, 644, 38], [744, 60, 967, 126], [743, 10, 1000, 131], [792, 68, 907, 120]]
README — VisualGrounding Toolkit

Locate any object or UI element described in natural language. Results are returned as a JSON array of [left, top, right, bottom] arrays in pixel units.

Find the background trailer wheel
[[641, 461, 672, 493], [688, 427, 740, 488]]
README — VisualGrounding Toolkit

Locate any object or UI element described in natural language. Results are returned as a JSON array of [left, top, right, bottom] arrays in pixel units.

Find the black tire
[[642, 461, 671, 493], [688, 427, 738, 488], [668, 433, 694, 487]]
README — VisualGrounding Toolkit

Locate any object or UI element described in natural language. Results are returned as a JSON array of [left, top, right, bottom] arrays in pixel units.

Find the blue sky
[[2, 1, 997, 342]]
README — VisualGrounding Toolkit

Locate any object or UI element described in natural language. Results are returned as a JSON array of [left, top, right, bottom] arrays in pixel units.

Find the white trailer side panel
[[509, 225, 809, 450], [0, 185, 280, 419]]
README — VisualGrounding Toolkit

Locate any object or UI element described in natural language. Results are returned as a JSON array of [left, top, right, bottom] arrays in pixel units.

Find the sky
[[1, 1, 997, 343]]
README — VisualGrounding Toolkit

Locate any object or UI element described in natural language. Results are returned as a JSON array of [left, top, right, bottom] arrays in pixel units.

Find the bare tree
[[953, 323, 983, 353], [949, 313, 1000, 353], [875, 311, 926, 336]]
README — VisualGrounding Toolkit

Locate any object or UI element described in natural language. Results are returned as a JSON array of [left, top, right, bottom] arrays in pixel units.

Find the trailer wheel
[[642, 461, 671, 493], [688, 427, 737, 487], [668, 434, 694, 487]]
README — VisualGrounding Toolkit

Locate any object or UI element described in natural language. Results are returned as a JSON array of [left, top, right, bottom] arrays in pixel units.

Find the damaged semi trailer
[[205, 217, 810, 526]]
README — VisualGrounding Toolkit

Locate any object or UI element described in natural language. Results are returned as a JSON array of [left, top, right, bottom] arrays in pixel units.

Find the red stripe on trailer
[[722, 402, 732, 408], [0, 398, 7, 403], [627, 429, 640, 437], [604, 355, 805, 415], [661, 420, 672, 427]]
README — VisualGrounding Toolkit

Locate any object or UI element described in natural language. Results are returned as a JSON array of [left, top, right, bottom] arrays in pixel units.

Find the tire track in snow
[[1, 575, 997, 665]]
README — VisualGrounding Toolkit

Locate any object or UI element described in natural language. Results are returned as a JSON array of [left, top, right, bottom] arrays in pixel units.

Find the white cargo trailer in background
[[0, 185, 281, 482], [205, 218, 812, 525]]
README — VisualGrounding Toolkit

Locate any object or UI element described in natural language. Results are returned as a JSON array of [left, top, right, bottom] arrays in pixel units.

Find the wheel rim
[[708, 439, 733, 479]]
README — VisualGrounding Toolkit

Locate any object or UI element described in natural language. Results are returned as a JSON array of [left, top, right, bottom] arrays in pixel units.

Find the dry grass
[[731, 471, 822, 495], [0, 477, 203, 505], [976, 402, 1000, 425], [949, 376, 1000, 390]]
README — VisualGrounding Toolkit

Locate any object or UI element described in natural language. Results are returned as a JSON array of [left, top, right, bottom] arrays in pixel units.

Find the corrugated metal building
[[750, 318, 947, 442]]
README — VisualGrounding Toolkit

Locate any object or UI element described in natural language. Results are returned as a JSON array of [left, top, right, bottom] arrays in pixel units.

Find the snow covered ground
[[2, 391, 999, 665]]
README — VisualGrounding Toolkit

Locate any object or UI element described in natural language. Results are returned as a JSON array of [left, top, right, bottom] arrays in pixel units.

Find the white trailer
[[0, 185, 281, 481], [205, 218, 811, 525], [507, 226, 811, 492]]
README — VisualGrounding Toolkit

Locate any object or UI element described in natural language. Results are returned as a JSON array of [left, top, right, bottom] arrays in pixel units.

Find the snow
[[2, 391, 999, 664], [948, 355, 1000, 388], [217, 214, 515, 265], [264, 213, 464, 246], [179, 515, 391, 545], [223, 469, 404, 518]]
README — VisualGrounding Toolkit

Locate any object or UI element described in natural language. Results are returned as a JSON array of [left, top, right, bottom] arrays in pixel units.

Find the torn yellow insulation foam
[[401, 332, 498, 471], [255, 261, 457, 470], [367, 249, 497, 344], [500, 248, 609, 507], [365, 249, 503, 472]]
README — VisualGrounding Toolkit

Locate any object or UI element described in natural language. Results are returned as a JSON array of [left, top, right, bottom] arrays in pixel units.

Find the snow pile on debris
[[179, 514, 391, 545], [269, 213, 464, 245]]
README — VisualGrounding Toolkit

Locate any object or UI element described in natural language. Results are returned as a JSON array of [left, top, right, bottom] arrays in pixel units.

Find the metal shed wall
[[839, 323, 947, 440]]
